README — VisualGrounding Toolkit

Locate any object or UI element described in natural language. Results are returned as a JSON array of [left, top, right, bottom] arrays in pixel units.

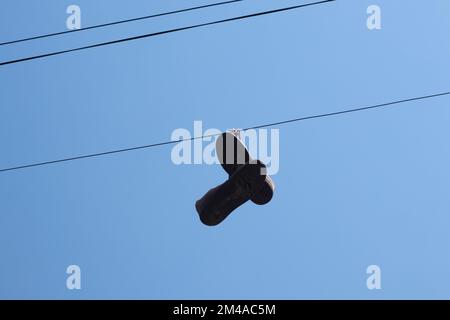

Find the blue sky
[[0, 0, 449, 299]]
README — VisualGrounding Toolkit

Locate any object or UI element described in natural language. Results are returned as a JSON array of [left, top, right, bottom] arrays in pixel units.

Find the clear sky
[[0, 0, 449, 299]]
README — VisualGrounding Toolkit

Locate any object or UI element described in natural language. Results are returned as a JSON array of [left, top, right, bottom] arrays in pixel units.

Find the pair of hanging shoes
[[196, 131, 275, 226]]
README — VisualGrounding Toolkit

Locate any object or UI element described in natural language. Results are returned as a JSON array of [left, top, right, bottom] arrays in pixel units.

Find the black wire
[[244, 91, 450, 130], [0, 0, 335, 67], [0, 135, 216, 173], [1, 91, 449, 173], [0, 0, 244, 46]]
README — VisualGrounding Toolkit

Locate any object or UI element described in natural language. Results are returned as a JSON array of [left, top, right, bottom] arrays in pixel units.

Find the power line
[[0, 0, 335, 67], [243, 91, 450, 130], [0, 0, 244, 47], [1, 91, 449, 174]]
